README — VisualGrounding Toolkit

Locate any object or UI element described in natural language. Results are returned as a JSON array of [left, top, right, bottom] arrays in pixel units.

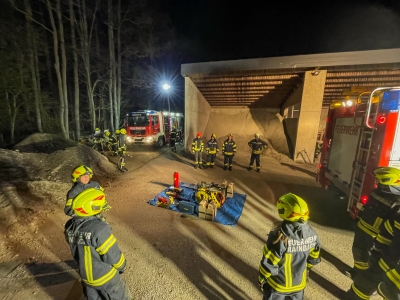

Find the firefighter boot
[[229, 166, 232, 171], [204, 165, 209, 169], [194, 164, 198, 169], [248, 166, 252, 171], [199, 164, 204, 169], [210, 165, 214, 169], [224, 166, 227, 171], [257, 168, 260, 173]]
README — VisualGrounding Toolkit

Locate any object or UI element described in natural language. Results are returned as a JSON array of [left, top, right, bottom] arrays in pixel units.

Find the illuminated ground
[[0, 145, 382, 300]]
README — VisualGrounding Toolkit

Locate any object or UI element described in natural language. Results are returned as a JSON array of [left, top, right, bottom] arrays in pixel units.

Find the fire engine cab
[[124, 110, 184, 147], [317, 87, 400, 219]]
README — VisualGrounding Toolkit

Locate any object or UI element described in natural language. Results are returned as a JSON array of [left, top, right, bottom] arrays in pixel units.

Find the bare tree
[[46, 0, 68, 138], [24, 0, 42, 133], [77, 0, 98, 131], [69, 0, 80, 139], [108, 0, 115, 130]]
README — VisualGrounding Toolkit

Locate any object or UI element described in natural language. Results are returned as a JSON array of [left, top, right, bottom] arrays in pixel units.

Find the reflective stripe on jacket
[[206, 139, 219, 154], [64, 216, 126, 287], [356, 189, 399, 238], [374, 207, 400, 289], [170, 130, 177, 140], [191, 138, 204, 152], [248, 138, 268, 154], [65, 182, 103, 216], [222, 139, 236, 155], [259, 221, 321, 294]]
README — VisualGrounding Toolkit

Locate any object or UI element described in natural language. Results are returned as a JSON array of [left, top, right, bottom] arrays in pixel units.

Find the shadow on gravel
[[149, 181, 171, 188], [280, 163, 316, 177], [145, 216, 257, 300], [320, 248, 351, 274], [25, 260, 78, 287], [309, 271, 348, 299], [164, 151, 194, 167]]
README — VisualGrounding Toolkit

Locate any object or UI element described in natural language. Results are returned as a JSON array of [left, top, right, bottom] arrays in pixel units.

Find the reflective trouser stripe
[[384, 221, 394, 236], [377, 283, 389, 300], [387, 269, 400, 290], [357, 220, 379, 237], [65, 199, 73, 207], [379, 259, 390, 273], [376, 234, 392, 246], [354, 260, 369, 270], [373, 217, 383, 230], [351, 283, 370, 300]]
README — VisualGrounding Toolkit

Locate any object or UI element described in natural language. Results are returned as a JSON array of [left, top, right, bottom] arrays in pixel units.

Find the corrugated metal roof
[[181, 49, 400, 107]]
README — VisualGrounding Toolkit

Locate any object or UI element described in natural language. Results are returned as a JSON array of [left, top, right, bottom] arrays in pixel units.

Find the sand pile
[[0, 134, 119, 226]]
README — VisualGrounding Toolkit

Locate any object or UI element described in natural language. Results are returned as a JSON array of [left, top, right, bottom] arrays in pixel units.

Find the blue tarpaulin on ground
[[147, 182, 247, 226]]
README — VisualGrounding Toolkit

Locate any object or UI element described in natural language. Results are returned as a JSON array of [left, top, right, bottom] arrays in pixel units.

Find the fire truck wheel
[[157, 137, 164, 148]]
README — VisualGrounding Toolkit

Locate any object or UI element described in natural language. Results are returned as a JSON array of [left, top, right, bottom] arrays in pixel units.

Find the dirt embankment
[[0, 133, 119, 229]]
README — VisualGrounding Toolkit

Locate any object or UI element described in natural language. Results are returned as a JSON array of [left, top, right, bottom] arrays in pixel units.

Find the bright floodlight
[[162, 83, 170, 91], [346, 100, 353, 107]]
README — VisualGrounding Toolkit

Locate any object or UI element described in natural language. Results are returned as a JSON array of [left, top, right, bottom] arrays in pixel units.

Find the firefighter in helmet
[[108, 129, 119, 156], [205, 133, 219, 169], [64, 188, 131, 300], [93, 127, 103, 152], [170, 126, 177, 152], [191, 132, 204, 169], [64, 165, 104, 217], [346, 195, 400, 299], [259, 193, 321, 299], [346, 167, 400, 279], [118, 128, 128, 171], [222, 133, 236, 171], [248, 132, 268, 173]]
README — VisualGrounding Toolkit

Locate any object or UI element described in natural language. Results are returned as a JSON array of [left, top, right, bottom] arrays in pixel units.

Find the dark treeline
[[0, 0, 183, 144]]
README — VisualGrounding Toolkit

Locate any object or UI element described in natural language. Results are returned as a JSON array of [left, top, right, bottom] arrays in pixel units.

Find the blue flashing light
[[381, 91, 400, 112]]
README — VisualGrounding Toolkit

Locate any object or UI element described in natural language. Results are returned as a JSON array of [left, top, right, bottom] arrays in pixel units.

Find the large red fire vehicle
[[124, 110, 184, 147], [317, 87, 400, 219]]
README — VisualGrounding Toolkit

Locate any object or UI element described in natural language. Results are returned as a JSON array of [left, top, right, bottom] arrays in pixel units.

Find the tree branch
[[9, 0, 53, 34]]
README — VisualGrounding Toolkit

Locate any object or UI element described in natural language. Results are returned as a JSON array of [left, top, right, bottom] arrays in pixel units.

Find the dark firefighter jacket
[[170, 129, 177, 141], [259, 221, 321, 294], [65, 182, 103, 216], [206, 139, 219, 155], [118, 134, 126, 149], [248, 138, 268, 154], [109, 134, 118, 145], [222, 139, 236, 156], [191, 138, 204, 152], [374, 207, 400, 294], [64, 215, 126, 287], [357, 187, 400, 239]]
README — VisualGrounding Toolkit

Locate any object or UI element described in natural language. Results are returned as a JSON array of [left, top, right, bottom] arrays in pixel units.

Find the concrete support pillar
[[184, 77, 211, 151], [294, 70, 327, 163]]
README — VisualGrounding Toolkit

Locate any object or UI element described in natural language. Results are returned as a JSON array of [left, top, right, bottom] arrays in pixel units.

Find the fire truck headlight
[[346, 100, 353, 107], [126, 136, 132, 142], [145, 136, 154, 143]]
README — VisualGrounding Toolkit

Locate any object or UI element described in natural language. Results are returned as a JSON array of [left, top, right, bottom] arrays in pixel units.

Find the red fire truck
[[317, 87, 400, 219], [124, 110, 184, 147]]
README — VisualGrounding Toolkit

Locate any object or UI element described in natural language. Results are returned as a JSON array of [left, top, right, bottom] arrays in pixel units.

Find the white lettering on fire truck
[[130, 127, 146, 130], [335, 125, 359, 136]]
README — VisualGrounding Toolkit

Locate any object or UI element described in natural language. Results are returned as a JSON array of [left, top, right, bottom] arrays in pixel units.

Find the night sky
[[160, 0, 400, 63]]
